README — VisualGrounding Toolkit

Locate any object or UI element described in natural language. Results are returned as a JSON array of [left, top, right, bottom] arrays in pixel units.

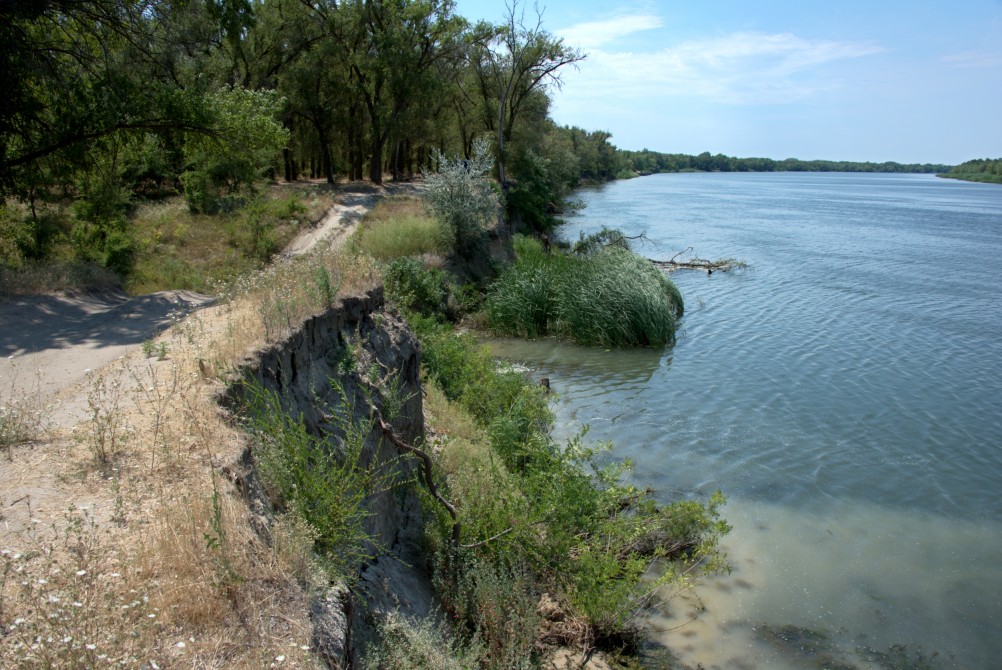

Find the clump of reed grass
[[485, 235, 684, 347]]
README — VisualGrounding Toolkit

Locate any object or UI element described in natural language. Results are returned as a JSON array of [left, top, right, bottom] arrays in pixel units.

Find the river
[[487, 172, 1002, 669]]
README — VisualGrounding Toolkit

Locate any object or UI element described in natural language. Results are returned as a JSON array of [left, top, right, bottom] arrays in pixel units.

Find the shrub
[[485, 235, 684, 347], [410, 317, 730, 651], [423, 137, 501, 258], [243, 383, 377, 579], [363, 611, 480, 670], [383, 257, 449, 316]]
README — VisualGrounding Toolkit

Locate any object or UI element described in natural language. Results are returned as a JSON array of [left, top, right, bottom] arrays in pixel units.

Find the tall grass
[[485, 236, 684, 347], [127, 189, 316, 294], [355, 196, 450, 260]]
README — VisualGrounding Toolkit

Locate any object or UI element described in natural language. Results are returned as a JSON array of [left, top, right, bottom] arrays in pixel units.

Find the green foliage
[[424, 138, 501, 258], [410, 316, 729, 648], [383, 257, 450, 317], [224, 195, 303, 262], [620, 150, 952, 175], [0, 202, 35, 268], [243, 383, 377, 579], [940, 158, 1002, 184], [506, 147, 563, 233], [486, 235, 684, 347], [181, 88, 289, 214]]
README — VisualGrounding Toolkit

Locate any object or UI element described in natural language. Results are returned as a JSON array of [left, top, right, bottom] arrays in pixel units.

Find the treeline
[[0, 0, 612, 273], [0, 0, 963, 278], [620, 150, 951, 175], [939, 158, 1002, 184]]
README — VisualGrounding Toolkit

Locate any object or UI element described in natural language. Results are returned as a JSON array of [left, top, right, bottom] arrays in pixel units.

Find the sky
[[451, 0, 1002, 164]]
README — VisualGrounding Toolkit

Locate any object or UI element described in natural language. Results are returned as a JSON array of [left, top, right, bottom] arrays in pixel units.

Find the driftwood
[[650, 247, 746, 273]]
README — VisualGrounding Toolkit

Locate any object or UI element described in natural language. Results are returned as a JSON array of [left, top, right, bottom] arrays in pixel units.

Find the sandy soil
[[0, 182, 403, 535]]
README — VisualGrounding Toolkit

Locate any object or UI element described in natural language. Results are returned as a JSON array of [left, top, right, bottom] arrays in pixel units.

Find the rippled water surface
[[488, 173, 1002, 668]]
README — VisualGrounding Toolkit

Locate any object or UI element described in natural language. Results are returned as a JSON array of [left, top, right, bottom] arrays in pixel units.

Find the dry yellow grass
[[0, 244, 380, 668]]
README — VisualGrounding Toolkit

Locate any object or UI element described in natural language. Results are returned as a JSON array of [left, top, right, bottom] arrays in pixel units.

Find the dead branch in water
[[650, 250, 746, 273]]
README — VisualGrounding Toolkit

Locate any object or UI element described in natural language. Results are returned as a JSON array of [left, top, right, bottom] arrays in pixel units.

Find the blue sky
[[452, 0, 1002, 164]]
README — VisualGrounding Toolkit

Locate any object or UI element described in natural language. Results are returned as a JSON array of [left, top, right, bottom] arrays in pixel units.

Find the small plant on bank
[[242, 382, 380, 580], [82, 370, 128, 469], [141, 339, 169, 360], [1, 359, 50, 460], [384, 257, 449, 317], [363, 611, 482, 670]]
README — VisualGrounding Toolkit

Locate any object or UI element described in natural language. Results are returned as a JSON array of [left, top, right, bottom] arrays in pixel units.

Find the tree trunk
[[283, 148, 293, 182], [369, 132, 383, 184]]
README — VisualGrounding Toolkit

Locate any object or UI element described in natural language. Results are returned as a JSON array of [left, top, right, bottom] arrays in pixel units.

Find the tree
[[0, 0, 220, 198], [470, 1, 583, 185]]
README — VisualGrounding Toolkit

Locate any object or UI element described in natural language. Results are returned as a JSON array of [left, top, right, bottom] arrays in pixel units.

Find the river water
[[487, 173, 1002, 669]]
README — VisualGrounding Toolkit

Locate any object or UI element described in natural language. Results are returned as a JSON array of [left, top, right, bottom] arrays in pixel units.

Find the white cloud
[[557, 14, 663, 49], [558, 29, 884, 107], [941, 50, 1002, 68]]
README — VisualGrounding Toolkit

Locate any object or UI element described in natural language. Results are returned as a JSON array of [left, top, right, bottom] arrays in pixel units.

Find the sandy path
[[0, 182, 418, 426]]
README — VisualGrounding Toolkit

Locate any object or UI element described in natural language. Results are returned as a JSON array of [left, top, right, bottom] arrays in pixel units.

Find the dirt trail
[[0, 182, 417, 423], [0, 182, 410, 539]]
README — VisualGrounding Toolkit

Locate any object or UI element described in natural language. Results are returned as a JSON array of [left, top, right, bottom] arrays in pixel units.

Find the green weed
[[242, 382, 380, 580]]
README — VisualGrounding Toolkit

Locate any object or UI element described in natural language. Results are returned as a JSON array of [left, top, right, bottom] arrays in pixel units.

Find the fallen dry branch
[[650, 248, 746, 273]]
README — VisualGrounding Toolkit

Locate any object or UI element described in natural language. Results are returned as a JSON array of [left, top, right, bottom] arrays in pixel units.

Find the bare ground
[[0, 182, 402, 668]]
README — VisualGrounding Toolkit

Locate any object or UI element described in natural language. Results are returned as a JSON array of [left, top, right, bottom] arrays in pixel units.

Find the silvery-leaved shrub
[[423, 137, 501, 258]]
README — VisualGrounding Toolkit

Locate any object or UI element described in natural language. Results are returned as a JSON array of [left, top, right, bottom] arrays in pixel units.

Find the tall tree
[[0, 0, 220, 197], [470, 1, 583, 185], [346, 0, 466, 184]]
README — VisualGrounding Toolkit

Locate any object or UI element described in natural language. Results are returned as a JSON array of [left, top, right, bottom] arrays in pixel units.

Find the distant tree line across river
[[937, 158, 1002, 184], [618, 150, 951, 176]]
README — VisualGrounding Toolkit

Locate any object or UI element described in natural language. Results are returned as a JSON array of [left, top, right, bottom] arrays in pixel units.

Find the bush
[[410, 317, 730, 651], [363, 612, 481, 670], [423, 137, 501, 258], [485, 235, 684, 347], [243, 383, 377, 579], [383, 257, 450, 317]]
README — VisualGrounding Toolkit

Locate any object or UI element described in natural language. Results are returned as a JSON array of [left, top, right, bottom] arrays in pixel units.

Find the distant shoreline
[[936, 173, 1002, 185]]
